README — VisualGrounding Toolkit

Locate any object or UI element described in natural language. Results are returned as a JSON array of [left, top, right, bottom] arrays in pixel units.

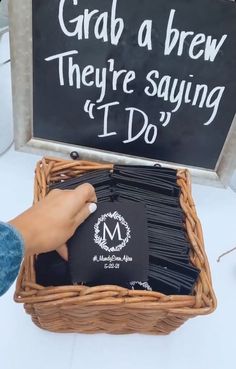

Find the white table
[[0, 147, 236, 369]]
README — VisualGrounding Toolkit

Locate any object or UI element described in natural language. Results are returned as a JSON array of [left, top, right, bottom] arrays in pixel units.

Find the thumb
[[57, 244, 68, 261], [75, 202, 97, 227]]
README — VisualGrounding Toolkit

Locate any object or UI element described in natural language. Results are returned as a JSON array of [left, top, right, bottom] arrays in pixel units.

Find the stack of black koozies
[[35, 165, 199, 295]]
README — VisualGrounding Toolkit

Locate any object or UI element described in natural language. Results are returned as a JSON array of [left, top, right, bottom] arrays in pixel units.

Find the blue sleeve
[[0, 222, 24, 296]]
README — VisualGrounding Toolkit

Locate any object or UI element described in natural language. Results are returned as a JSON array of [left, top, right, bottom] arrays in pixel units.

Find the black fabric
[[68, 201, 149, 285], [35, 251, 71, 287]]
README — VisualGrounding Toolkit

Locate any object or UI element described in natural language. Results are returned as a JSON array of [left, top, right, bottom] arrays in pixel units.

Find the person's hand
[[9, 183, 97, 260]]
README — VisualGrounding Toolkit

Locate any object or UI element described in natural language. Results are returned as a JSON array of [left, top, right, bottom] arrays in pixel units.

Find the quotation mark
[[160, 111, 171, 127], [84, 100, 95, 119], [84, 99, 173, 131]]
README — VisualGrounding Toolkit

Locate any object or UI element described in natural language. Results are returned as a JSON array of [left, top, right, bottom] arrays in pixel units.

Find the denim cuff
[[0, 222, 24, 296]]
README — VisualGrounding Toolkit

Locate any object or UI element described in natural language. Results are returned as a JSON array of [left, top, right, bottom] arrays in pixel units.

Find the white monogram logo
[[94, 211, 131, 252]]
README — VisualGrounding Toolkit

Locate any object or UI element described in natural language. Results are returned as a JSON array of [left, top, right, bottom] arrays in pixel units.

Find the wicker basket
[[14, 157, 216, 334]]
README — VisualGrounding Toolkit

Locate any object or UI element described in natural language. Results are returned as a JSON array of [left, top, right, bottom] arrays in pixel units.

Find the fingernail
[[89, 202, 97, 214]]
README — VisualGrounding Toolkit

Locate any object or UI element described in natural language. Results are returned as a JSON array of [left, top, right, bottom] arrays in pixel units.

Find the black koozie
[[68, 201, 149, 286]]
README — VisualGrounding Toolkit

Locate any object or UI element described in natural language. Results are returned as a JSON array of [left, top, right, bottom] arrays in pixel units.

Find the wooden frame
[[8, 0, 236, 187]]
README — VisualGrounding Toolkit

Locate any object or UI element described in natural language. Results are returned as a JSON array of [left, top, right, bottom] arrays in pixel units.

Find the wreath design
[[94, 211, 131, 252], [130, 281, 152, 291]]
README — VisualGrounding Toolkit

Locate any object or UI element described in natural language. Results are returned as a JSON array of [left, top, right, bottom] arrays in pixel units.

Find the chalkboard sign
[[8, 0, 236, 185]]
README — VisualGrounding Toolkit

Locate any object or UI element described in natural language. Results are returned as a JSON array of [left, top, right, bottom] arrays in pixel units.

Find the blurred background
[[0, 0, 13, 155], [0, 0, 8, 28]]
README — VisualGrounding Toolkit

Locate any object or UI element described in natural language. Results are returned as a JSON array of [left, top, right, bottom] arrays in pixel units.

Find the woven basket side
[[14, 157, 216, 334]]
